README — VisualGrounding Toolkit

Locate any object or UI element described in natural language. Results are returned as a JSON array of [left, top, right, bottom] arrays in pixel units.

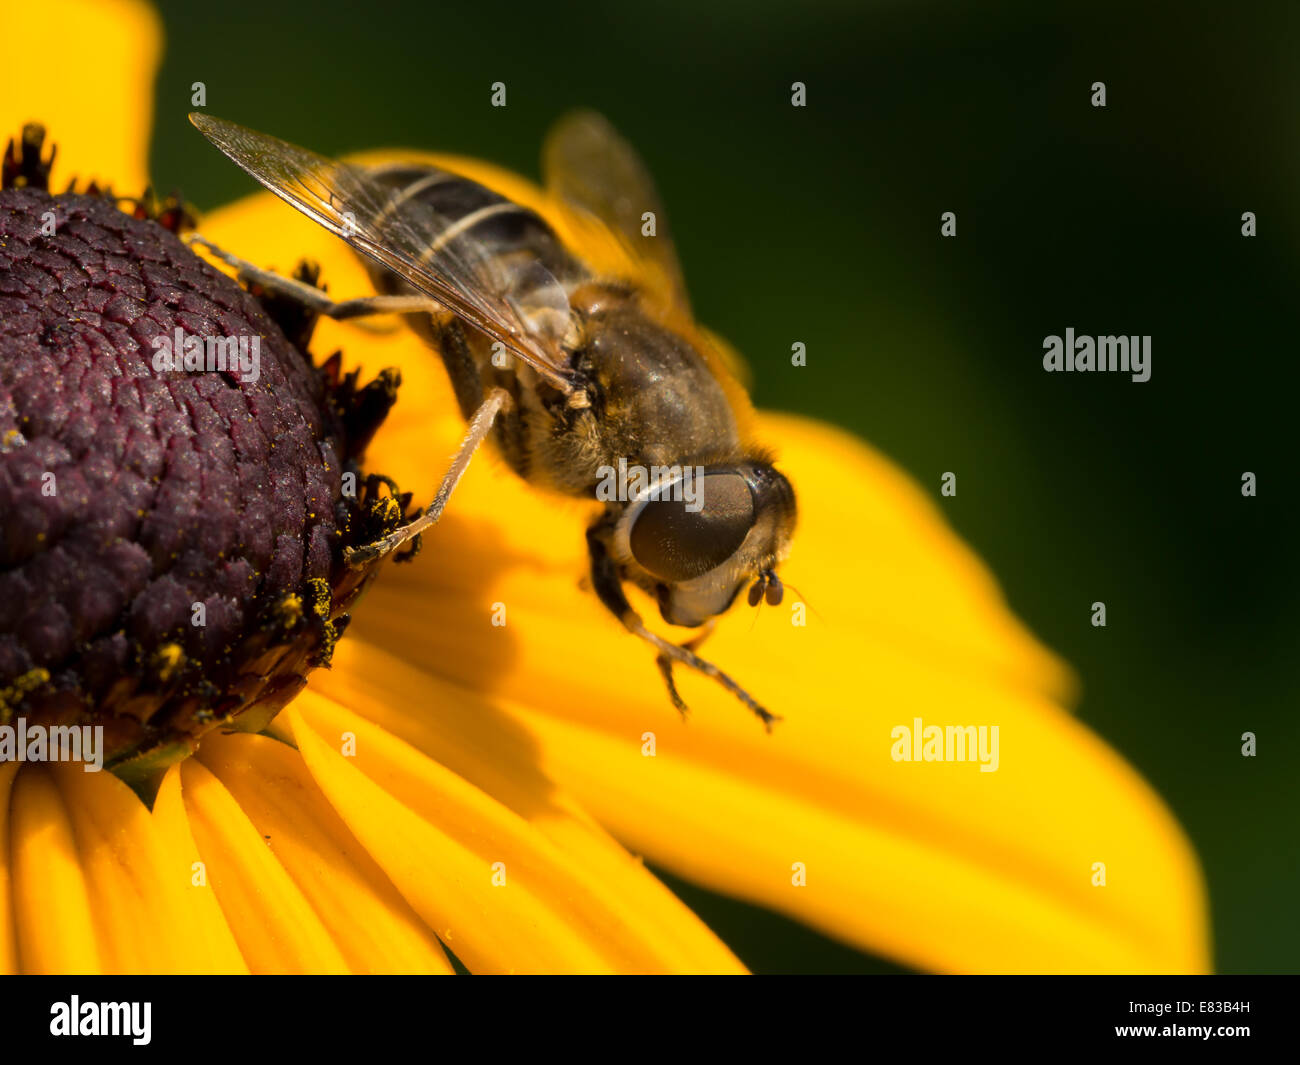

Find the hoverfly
[[189, 111, 796, 728]]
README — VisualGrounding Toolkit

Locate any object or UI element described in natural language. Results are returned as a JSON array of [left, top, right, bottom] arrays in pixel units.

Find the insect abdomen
[[366, 163, 584, 289]]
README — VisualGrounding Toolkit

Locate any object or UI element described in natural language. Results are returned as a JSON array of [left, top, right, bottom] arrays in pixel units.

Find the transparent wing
[[190, 113, 576, 392], [543, 110, 691, 316]]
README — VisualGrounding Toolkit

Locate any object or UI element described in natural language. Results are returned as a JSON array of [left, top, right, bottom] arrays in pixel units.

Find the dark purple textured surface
[[0, 188, 354, 759]]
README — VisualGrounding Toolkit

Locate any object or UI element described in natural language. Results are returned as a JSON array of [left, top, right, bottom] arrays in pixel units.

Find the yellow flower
[[0, 0, 1210, 973]]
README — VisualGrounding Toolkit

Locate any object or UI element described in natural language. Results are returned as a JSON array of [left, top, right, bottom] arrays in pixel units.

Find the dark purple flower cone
[[0, 139, 411, 784]]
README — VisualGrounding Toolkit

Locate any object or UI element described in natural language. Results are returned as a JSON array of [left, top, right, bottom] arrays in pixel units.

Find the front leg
[[585, 523, 779, 731], [187, 234, 443, 322], [344, 387, 512, 567], [652, 621, 716, 717]]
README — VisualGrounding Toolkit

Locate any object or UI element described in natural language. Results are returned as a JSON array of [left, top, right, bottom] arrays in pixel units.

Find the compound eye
[[629, 473, 754, 582]]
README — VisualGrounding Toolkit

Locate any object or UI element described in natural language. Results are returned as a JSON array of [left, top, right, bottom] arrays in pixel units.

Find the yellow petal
[[288, 696, 743, 973], [194, 730, 454, 974], [48, 762, 245, 973], [0, 762, 19, 974], [177, 758, 350, 974], [516, 706, 1207, 974], [0, 0, 160, 193], [308, 639, 745, 974], [8, 766, 101, 973], [151, 767, 249, 973]]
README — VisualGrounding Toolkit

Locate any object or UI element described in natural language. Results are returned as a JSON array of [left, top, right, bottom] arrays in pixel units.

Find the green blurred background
[[147, 0, 1299, 973]]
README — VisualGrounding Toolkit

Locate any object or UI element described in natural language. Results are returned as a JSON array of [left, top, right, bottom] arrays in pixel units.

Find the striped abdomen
[[365, 162, 586, 331]]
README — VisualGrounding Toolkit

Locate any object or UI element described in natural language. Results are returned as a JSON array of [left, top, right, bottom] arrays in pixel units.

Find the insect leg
[[654, 656, 690, 720], [654, 621, 716, 719], [585, 528, 779, 731], [344, 387, 512, 567], [186, 234, 443, 321]]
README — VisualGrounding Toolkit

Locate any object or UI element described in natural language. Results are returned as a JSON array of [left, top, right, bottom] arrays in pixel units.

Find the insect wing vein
[[189, 113, 574, 391]]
